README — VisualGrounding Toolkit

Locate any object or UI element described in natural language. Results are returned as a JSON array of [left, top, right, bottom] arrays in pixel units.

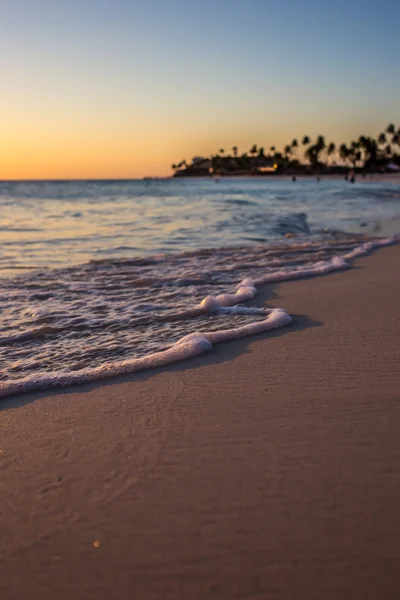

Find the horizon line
[[0, 177, 172, 182]]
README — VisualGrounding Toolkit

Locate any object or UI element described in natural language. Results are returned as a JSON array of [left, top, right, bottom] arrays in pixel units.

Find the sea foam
[[0, 235, 398, 399]]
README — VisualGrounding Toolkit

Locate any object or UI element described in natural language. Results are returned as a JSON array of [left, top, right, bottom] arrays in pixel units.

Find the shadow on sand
[[0, 298, 323, 412]]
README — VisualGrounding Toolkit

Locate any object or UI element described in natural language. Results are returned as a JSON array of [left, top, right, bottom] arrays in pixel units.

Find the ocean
[[1, 177, 399, 398]]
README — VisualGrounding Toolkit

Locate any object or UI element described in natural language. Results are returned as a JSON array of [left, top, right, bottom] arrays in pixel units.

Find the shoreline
[[1, 245, 400, 599], [2, 173, 400, 183], [172, 172, 400, 184], [0, 236, 397, 400]]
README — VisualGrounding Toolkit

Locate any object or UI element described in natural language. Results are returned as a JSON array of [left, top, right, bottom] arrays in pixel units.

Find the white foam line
[[197, 236, 398, 306], [252, 235, 399, 285], [0, 308, 291, 399], [1, 235, 398, 400]]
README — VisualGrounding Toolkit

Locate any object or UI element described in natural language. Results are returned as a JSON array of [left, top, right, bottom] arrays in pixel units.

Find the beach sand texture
[[1, 245, 399, 600]]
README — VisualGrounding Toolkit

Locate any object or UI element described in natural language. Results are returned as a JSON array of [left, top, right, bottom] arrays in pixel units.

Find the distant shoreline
[[173, 172, 400, 184], [2, 173, 400, 184], [190, 172, 400, 180]]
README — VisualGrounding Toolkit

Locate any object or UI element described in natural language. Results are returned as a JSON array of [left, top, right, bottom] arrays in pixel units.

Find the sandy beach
[[1, 244, 400, 600]]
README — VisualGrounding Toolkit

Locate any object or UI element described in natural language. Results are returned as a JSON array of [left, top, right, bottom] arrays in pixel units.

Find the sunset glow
[[2, 0, 399, 180]]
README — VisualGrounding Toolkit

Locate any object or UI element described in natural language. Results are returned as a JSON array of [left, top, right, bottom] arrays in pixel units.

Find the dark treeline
[[171, 123, 400, 177]]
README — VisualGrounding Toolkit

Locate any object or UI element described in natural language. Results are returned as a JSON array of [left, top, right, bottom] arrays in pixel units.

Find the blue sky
[[1, 0, 399, 177]]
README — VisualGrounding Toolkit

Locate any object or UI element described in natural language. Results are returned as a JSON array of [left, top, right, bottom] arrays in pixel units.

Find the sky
[[1, 0, 399, 179]]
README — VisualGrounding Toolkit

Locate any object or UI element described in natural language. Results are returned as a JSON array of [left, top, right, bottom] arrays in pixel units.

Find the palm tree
[[354, 150, 362, 168], [249, 144, 258, 157], [326, 142, 336, 166], [358, 136, 378, 168], [386, 123, 396, 135], [378, 133, 387, 146], [172, 122, 399, 176], [339, 143, 350, 165], [345, 141, 362, 169], [306, 135, 326, 165], [284, 145, 292, 160], [289, 139, 298, 161], [305, 144, 317, 166], [391, 131, 400, 152], [301, 136, 311, 164], [327, 142, 336, 155]]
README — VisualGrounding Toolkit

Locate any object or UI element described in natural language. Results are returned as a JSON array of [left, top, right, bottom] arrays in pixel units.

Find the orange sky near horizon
[[2, 1, 400, 180], [1, 135, 172, 180], [1, 111, 177, 179], [2, 114, 394, 180]]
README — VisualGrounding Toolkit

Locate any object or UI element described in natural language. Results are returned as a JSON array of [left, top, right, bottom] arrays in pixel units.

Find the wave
[[273, 212, 311, 235], [0, 235, 398, 399], [0, 309, 292, 399]]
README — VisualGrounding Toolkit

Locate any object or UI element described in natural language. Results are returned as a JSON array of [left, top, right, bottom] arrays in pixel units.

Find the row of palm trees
[[172, 123, 400, 173]]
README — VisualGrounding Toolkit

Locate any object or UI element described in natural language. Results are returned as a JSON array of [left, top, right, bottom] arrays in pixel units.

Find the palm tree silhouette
[[290, 139, 298, 161], [326, 142, 336, 165], [339, 143, 350, 165], [301, 136, 311, 163], [305, 144, 317, 165], [378, 133, 387, 146], [172, 122, 399, 175], [305, 136, 325, 165], [249, 144, 258, 157], [358, 136, 378, 167], [284, 145, 292, 159], [386, 123, 395, 135], [392, 131, 400, 152], [327, 142, 336, 155]]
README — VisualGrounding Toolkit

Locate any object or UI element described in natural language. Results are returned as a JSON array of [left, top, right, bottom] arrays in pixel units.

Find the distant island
[[171, 123, 400, 177]]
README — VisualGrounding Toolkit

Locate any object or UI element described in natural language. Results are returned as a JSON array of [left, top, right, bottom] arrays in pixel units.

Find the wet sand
[[1, 245, 400, 600]]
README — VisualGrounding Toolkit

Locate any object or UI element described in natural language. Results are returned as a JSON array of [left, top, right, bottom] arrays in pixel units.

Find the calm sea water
[[1, 177, 399, 398]]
